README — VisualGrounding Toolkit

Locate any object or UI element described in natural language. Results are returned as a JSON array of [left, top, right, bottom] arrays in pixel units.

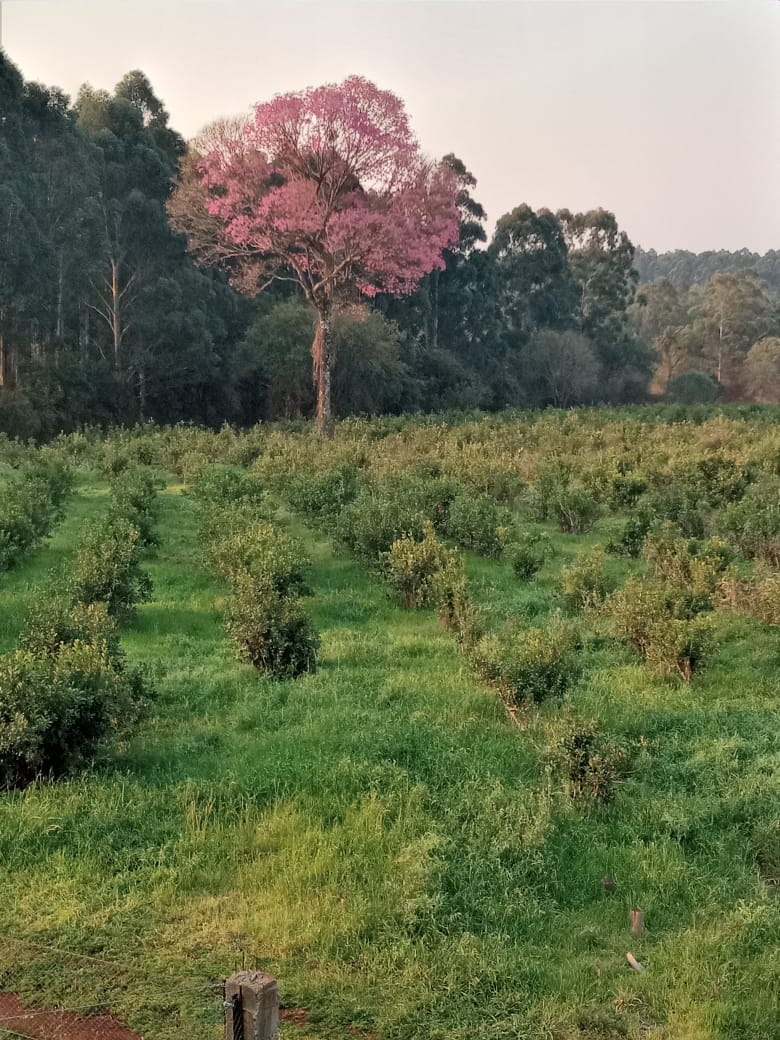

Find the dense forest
[[1, 53, 779, 439], [635, 247, 780, 292]]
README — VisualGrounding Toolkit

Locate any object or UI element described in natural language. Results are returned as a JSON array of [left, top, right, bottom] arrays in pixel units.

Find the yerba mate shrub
[[544, 711, 628, 807], [559, 546, 613, 612], [109, 465, 164, 548], [194, 474, 319, 679], [225, 572, 320, 679], [381, 522, 463, 609], [469, 615, 582, 706], [605, 578, 715, 682], [505, 530, 554, 581], [443, 492, 512, 558], [71, 517, 152, 619], [1, 602, 149, 788]]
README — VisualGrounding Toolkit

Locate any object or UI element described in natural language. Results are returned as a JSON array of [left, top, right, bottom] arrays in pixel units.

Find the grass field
[[1, 446, 779, 1039]]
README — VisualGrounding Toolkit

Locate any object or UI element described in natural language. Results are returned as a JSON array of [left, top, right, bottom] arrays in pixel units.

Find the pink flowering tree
[[171, 76, 460, 435]]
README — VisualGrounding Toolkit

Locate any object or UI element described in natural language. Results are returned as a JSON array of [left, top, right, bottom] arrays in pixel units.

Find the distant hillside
[[635, 248, 780, 291]]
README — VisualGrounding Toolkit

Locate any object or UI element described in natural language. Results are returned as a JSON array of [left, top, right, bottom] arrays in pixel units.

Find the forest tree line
[[634, 248, 780, 292], [1, 54, 779, 439]]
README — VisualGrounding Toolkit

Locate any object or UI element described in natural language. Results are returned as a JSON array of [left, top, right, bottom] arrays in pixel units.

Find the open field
[[1, 408, 780, 1040]]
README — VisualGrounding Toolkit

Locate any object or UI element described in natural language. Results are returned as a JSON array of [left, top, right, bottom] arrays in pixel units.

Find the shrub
[[606, 505, 657, 558], [177, 450, 211, 487], [99, 441, 140, 477], [0, 641, 146, 788], [505, 530, 553, 581], [285, 465, 362, 523], [718, 567, 780, 627], [24, 455, 74, 511], [0, 457, 73, 571], [526, 463, 572, 522], [198, 498, 319, 680], [551, 487, 601, 535], [669, 454, 751, 508], [545, 712, 628, 806], [20, 599, 123, 665], [109, 466, 163, 547], [225, 575, 319, 678], [643, 523, 734, 613], [606, 578, 715, 681], [437, 579, 484, 651], [206, 517, 310, 596], [583, 457, 647, 510], [649, 482, 709, 539], [470, 615, 581, 705], [335, 488, 427, 561], [0, 482, 46, 571], [71, 517, 152, 618], [444, 492, 511, 557], [381, 522, 462, 609], [189, 464, 265, 507], [385, 474, 462, 532], [666, 370, 721, 404], [725, 480, 780, 566], [559, 546, 612, 612]]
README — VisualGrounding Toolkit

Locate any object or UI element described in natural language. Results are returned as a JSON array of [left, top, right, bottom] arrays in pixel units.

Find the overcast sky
[[3, 0, 779, 253]]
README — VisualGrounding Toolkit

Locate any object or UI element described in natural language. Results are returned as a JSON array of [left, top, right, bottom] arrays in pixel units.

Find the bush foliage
[[381, 522, 463, 609], [606, 578, 715, 681], [71, 517, 153, 618], [225, 573, 320, 678], [470, 616, 581, 706], [559, 546, 612, 612], [0, 457, 73, 571], [505, 530, 553, 581], [545, 712, 628, 806]]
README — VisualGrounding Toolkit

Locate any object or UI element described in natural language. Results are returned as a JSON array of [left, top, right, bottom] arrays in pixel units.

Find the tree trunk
[[311, 304, 334, 438], [431, 268, 439, 350], [111, 257, 122, 367], [80, 304, 90, 357], [56, 251, 65, 340], [138, 365, 147, 422]]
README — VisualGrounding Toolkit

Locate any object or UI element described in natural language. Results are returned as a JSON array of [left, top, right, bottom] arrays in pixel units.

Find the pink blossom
[[198, 76, 460, 303]]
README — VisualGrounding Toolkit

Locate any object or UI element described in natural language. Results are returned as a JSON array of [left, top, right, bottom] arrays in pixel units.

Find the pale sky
[[3, 0, 779, 253]]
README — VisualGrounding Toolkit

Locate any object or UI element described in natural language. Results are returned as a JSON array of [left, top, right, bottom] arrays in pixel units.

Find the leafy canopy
[[193, 76, 460, 304]]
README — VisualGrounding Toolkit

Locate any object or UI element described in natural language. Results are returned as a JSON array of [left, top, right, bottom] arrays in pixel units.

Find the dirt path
[[0, 993, 140, 1040]]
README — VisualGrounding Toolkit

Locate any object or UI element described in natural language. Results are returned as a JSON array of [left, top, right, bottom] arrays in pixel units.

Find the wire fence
[[0, 936, 227, 1040]]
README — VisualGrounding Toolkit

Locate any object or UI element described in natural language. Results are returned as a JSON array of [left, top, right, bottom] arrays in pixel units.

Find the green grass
[[1, 476, 779, 1039]]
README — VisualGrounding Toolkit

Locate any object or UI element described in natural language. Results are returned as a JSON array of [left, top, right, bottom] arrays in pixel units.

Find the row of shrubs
[[264, 463, 616, 702], [255, 449, 780, 687], [29, 415, 780, 578], [10, 407, 780, 538], [359, 511, 626, 805], [187, 459, 640, 806], [191, 466, 319, 679], [390, 524, 721, 688], [252, 462, 581, 710], [558, 519, 780, 684], [256, 457, 574, 707], [543, 529, 728, 682], [265, 455, 768, 600], [0, 453, 74, 571], [0, 467, 159, 788], [257, 464, 567, 598]]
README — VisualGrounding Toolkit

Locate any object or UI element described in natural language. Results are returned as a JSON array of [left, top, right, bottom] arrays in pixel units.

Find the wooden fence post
[[224, 970, 279, 1040]]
